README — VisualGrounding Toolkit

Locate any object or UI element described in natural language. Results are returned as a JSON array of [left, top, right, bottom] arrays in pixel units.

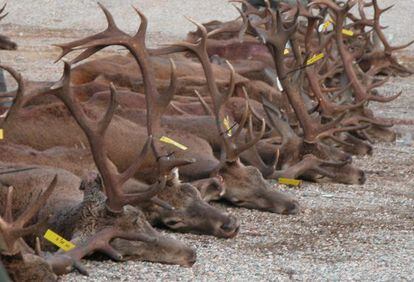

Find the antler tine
[[194, 90, 214, 116], [52, 61, 165, 213], [268, 154, 347, 180], [0, 3, 7, 14], [0, 176, 57, 255], [51, 60, 94, 135], [344, 114, 393, 127], [224, 60, 236, 101], [371, 0, 414, 54], [132, 6, 148, 41], [206, 3, 248, 43], [97, 83, 118, 135], [3, 186, 14, 222], [168, 17, 225, 114], [315, 123, 370, 144], [369, 90, 402, 103], [120, 137, 153, 184], [229, 96, 249, 142], [98, 2, 118, 28], [159, 59, 178, 109], [0, 3, 8, 21], [157, 156, 196, 177], [55, 2, 126, 63], [234, 113, 266, 157], [309, 0, 357, 13], [14, 175, 57, 228], [45, 226, 158, 276], [296, 0, 322, 20], [0, 64, 25, 127], [233, 3, 249, 42], [262, 94, 297, 141], [303, 18, 366, 119], [244, 115, 278, 177], [230, 0, 264, 17]]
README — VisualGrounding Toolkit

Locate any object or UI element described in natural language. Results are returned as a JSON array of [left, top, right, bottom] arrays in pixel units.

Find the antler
[[51, 62, 165, 213], [55, 3, 177, 135], [309, 0, 403, 103], [244, 3, 364, 144], [0, 65, 25, 128], [300, 9, 366, 119], [53, 4, 199, 212], [166, 18, 266, 165], [0, 176, 57, 256], [0, 4, 17, 51]]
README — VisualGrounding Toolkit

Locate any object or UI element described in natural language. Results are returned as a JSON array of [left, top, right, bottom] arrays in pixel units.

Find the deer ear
[[192, 177, 225, 202]]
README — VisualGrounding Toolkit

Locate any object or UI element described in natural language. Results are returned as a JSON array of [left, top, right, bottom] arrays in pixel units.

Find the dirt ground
[[1, 0, 413, 281]]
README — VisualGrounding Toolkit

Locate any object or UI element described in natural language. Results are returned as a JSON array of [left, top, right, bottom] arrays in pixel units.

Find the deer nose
[[345, 155, 353, 164], [358, 171, 366, 184], [367, 145, 373, 156], [219, 215, 240, 238], [184, 249, 197, 267], [282, 201, 300, 215]]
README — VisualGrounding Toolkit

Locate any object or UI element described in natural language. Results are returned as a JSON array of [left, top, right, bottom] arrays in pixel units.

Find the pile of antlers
[[0, 0, 411, 279]]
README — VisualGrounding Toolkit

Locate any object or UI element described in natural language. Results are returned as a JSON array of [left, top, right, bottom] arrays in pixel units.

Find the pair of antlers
[[51, 4, 197, 213]]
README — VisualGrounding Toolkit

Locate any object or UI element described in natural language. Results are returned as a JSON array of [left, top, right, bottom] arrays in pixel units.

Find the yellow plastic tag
[[160, 136, 188, 151], [284, 48, 290, 55], [278, 178, 301, 186], [306, 53, 324, 65], [321, 19, 333, 31], [223, 116, 232, 136], [0, 129, 3, 140], [44, 229, 76, 251], [342, 29, 354, 36]]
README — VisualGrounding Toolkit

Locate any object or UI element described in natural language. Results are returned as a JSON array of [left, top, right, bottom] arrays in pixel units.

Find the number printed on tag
[[44, 229, 76, 251]]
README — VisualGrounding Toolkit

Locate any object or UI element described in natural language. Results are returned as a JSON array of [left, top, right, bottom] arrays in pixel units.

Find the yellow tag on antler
[[223, 116, 232, 136], [278, 178, 302, 186], [342, 29, 354, 36], [160, 136, 188, 151], [284, 48, 290, 55], [320, 19, 354, 36], [306, 53, 325, 65], [0, 129, 3, 140], [320, 19, 333, 31], [44, 229, 76, 251]]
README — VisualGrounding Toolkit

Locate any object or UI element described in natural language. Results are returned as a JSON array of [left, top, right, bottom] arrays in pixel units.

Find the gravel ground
[[1, 0, 413, 281]]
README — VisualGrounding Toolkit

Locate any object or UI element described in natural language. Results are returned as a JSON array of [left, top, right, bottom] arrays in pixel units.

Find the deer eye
[[164, 218, 184, 229]]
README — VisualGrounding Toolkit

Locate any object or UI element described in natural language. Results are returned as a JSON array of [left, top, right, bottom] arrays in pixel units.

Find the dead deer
[[1, 4, 299, 215], [0, 61, 201, 277], [1, 6, 241, 238], [0, 173, 60, 281]]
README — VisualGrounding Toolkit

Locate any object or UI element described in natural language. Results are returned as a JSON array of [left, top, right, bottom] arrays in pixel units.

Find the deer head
[[125, 170, 240, 238], [52, 4, 241, 238], [165, 17, 300, 214], [46, 4, 199, 273]]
